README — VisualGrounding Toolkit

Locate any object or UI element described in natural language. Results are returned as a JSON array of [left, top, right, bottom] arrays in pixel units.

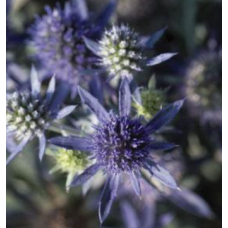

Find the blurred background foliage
[[6, 0, 222, 227]]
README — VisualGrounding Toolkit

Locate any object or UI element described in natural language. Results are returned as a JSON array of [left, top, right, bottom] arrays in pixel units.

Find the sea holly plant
[[133, 75, 166, 120], [84, 25, 177, 81], [6, 67, 76, 165], [49, 78, 184, 223], [29, 0, 117, 97]]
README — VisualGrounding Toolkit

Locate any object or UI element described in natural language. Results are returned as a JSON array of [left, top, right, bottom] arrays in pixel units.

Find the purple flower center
[[93, 115, 151, 174]]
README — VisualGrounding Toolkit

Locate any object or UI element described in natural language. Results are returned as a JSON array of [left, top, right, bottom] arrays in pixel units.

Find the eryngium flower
[[98, 25, 143, 78], [30, 0, 116, 96], [133, 76, 165, 119], [184, 51, 222, 125], [6, 67, 76, 165], [50, 78, 183, 223], [84, 26, 177, 81]]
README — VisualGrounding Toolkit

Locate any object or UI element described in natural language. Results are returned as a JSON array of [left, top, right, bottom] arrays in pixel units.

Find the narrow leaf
[[6, 136, 30, 165], [46, 76, 56, 103], [55, 105, 76, 119], [72, 0, 88, 20], [121, 201, 140, 228], [119, 77, 131, 116], [145, 100, 184, 133], [83, 37, 100, 56], [30, 66, 41, 97], [150, 141, 177, 151], [49, 136, 93, 152], [96, 0, 117, 29], [71, 164, 100, 187], [130, 172, 141, 197], [169, 189, 214, 219], [99, 175, 120, 224], [38, 134, 46, 161], [78, 86, 110, 122], [145, 160, 179, 189], [147, 53, 177, 66], [140, 27, 167, 48]]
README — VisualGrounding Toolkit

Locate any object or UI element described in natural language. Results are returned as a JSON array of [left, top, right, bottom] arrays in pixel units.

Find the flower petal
[[144, 160, 179, 189], [71, 164, 100, 187], [99, 175, 120, 224], [30, 66, 41, 97], [145, 100, 184, 133], [119, 77, 131, 116], [49, 136, 93, 152], [130, 171, 141, 197], [78, 86, 110, 122], [6, 135, 30, 165], [146, 53, 177, 66], [55, 105, 76, 119], [150, 141, 177, 151], [83, 37, 100, 56], [38, 134, 46, 161]]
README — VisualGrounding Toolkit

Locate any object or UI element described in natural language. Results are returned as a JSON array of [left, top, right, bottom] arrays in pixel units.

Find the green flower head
[[133, 76, 165, 119]]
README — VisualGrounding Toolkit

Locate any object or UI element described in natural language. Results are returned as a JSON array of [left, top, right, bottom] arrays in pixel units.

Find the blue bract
[[50, 78, 184, 223], [6, 67, 76, 165], [29, 0, 116, 97]]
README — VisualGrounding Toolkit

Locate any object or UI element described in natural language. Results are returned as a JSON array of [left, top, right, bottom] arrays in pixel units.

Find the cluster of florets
[[7, 92, 50, 139], [184, 51, 222, 124], [98, 25, 143, 78], [50, 148, 89, 175], [133, 89, 165, 119], [92, 114, 151, 174], [30, 4, 97, 87]]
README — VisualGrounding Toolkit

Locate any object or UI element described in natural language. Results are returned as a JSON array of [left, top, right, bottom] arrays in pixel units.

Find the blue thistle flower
[[6, 67, 76, 165], [184, 50, 222, 125], [84, 26, 177, 81], [29, 0, 116, 96], [50, 78, 183, 223]]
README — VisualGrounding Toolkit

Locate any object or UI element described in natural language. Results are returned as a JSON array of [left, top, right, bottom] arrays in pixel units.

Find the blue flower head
[[30, 0, 116, 96], [50, 78, 183, 223], [6, 67, 76, 165], [84, 26, 177, 81]]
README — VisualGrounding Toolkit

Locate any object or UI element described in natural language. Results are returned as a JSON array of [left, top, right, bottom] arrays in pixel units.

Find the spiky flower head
[[84, 26, 177, 82], [6, 67, 76, 165], [93, 115, 151, 173], [30, 0, 116, 95], [184, 51, 222, 125], [50, 78, 183, 223], [49, 148, 89, 175], [133, 76, 165, 119], [98, 25, 143, 78]]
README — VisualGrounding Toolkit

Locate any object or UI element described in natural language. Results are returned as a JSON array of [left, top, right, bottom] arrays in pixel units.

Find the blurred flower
[[184, 50, 222, 125], [84, 26, 177, 81], [50, 78, 183, 223], [29, 0, 116, 97], [6, 67, 76, 165], [133, 75, 166, 120]]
